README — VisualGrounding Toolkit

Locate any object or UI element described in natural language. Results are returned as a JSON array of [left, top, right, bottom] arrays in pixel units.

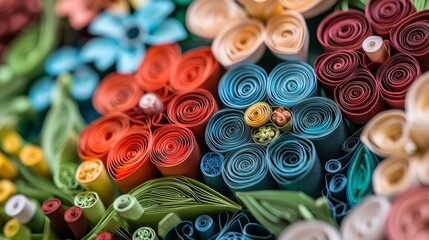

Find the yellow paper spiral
[[19, 144, 51, 179], [244, 102, 272, 128]]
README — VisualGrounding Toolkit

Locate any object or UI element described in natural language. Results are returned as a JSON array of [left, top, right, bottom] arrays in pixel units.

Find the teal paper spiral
[[200, 152, 230, 195], [195, 215, 217, 239]]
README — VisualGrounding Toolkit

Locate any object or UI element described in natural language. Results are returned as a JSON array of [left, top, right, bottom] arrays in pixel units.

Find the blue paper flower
[[80, 0, 187, 73]]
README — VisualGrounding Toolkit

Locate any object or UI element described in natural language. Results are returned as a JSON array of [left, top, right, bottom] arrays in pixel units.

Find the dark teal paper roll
[[293, 97, 349, 163], [200, 152, 230, 196], [164, 221, 196, 240], [205, 109, 252, 153], [267, 133, 322, 197], [218, 64, 268, 109], [267, 61, 318, 108], [325, 160, 342, 174], [195, 215, 217, 239], [243, 223, 274, 240], [222, 143, 276, 192]]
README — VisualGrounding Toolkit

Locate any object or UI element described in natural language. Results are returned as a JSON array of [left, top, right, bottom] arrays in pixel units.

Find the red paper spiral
[[135, 43, 181, 92], [334, 68, 386, 124], [376, 53, 421, 109], [107, 127, 159, 193], [317, 10, 373, 52], [93, 73, 143, 114], [151, 125, 201, 179], [64, 206, 90, 239]]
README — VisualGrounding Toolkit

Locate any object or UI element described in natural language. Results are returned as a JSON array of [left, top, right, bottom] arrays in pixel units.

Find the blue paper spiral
[[28, 76, 55, 112], [205, 109, 252, 153], [267, 61, 318, 108], [218, 64, 268, 109], [267, 133, 322, 197], [200, 152, 230, 195], [195, 215, 217, 239], [70, 65, 99, 102]]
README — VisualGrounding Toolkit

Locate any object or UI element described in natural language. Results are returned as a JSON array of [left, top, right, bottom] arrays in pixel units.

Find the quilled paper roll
[[135, 43, 181, 92], [65, 206, 91, 239], [265, 10, 309, 62], [244, 102, 272, 128], [405, 72, 429, 150], [113, 194, 145, 222], [186, 0, 245, 39], [107, 127, 159, 193], [341, 195, 390, 240], [54, 162, 81, 193], [346, 144, 379, 207], [19, 144, 51, 179], [92, 73, 143, 114], [42, 198, 73, 238], [279, 0, 337, 18], [372, 155, 419, 198], [195, 215, 217, 239], [362, 36, 388, 64], [170, 47, 223, 94], [76, 159, 115, 205], [366, 0, 416, 38], [151, 125, 201, 179], [252, 123, 280, 146], [385, 187, 429, 240], [167, 88, 218, 143], [205, 109, 252, 153], [212, 19, 265, 68], [4, 218, 31, 240], [0, 152, 17, 179], [74, 191, 106, 226], [78, 112, 131, 162], [293, 97, 349, 163], [267, 133, 322, 197], [5, 195, 45, 232], [334, 68, 386, 124], [314, 50, 362, 94], [376, 53, 421, 109], [222, 143, 276, 192], [96, 232, 116, 240], [164, 221, 196, 240], [0, 179, 16, 204], [361, 110, 412, 157], [218, 64, 268, 109], [1, 131, 22, 156], [267, 61, 317, 108], [133, 227, 158, 240], [317, 10, 373, 52], [270, 106, 293, 132], [279, 220, 341, 240], [238, 0, 282, 20], [390, 10, 429, 72], [139, 93, 164, 117], [200, 152, 230, 195]]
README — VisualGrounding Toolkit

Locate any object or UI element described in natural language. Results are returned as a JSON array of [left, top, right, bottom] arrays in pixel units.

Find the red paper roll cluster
[[106, 127, 159, 193], [93, 73, 143, 114], [365, 0, 416, 38], [41, 199, 73, 238], [64, 206, 91, 239], [151, 125, 201, 179], [317, 10, 373, 52], [376, 53, 421, 109], [167, 88, 219, 144], [334, 69, 386, 124]]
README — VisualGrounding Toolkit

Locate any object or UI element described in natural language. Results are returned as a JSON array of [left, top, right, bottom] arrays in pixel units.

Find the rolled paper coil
[[164, 221, 196, 239], [218, 64, 268, 110], [4, 194, 46, 232], [107, 127, 159, 193], [267, 61, 317, 108], [186, 0, 245, 39], [334, 68, 386, 124], [28, 76, 55, 112], [341, 195, 390, 240], [41, 198, 73, 237], [270, 106, 293, 132], [251, 124, 280, 146], [4, 218, 31, 240], [0, 152, 17, 179], [279, 220, 341, 240], [74, 191, 106, 226], [139, 93, 164, 117], [238, 0, 282, 20], [200, 152, 230, 195], [265, 10, 309, 62], [96, 232, 116, 240], [151, 125, 201, 179], [92, 73, 143, 114], [244, 102, 272, 128], [0, 179, 16, 204], [376, 53, 421, 109], [314, 50, 362, 93], [205, 109, 252, 153], [1, 131, 22, 156], [195, 215, 217, 239], [212, 18, 265, 68], [135, 43, 181, 92], [222, 143, 276, 192], [133, 227, 158, 240], [54, 162, 81, 192], [19, 144, 51, 178], [372, 155, 420, 198], [362, 36, 387, 64], [292, 97, 349, 162], [267, 133, 322, 197], [317, 10, 373, 52], [64, 206, 91, 239], [385, 187, 429, 240], [76, 159, 115, 205], [113, 194, 145, 221], [361, 110, 413, 157], [279, 0, 337, 18]]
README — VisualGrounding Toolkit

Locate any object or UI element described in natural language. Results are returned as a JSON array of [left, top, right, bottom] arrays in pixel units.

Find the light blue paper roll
[[200, 152, 230, 196]]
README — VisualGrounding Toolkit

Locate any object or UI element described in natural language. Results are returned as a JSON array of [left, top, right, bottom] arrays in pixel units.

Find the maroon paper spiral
[[41, 199, 73, 238], [64, 206, 91, 239]]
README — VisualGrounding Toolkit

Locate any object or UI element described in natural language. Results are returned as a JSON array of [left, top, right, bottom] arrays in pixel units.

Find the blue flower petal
[[135, 0, 175, 32], [80, 38, 120, 71], [70, 65, 99, 101], [116, 45, 146, 74], [28, 76, 55, 112], [145, 18, 187, 45], [88, 12, 124, 40], [45, 47, 81, 76]]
